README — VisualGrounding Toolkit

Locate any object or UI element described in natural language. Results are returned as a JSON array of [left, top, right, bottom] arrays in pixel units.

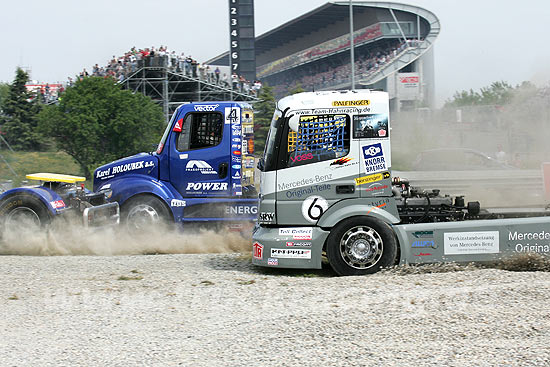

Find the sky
[[1, 0, 549, 106]]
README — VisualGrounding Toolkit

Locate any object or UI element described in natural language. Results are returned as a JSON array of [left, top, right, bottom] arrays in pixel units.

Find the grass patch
[[0, 150, 87, 187], [117, 275, 143, 281], [7, 294, 19, 300]]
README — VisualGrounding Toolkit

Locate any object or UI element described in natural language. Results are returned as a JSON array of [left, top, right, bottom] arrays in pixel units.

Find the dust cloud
[[391, 85, 550, 207], [0, 220, 251, 256]]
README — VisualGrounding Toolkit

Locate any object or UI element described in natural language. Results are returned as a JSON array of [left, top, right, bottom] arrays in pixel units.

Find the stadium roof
[[206, 1, 439, 65]]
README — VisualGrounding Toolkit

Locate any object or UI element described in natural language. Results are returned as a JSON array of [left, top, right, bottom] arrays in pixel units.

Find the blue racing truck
[[0, 102, 258, 233]]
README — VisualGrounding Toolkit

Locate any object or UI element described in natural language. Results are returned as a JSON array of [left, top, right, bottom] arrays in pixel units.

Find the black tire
[[326, 216, 398, 276], [121, 195, 171, 231], [0, 194, 52, 233]]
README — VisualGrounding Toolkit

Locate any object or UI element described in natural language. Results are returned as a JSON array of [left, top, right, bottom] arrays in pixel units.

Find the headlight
[[98, 188, 113, 200]]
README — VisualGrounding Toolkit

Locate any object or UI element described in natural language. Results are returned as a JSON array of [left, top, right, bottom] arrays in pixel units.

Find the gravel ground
[[1, 253, 550, 366]]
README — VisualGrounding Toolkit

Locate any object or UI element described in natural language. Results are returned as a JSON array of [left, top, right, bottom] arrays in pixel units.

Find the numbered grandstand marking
[[302, 195, 329, 223], [225, 107, 240, 125]]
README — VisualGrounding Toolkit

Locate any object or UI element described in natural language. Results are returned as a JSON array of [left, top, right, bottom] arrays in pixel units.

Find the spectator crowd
[[266, 39, 411, 97], [31, 38, 421, 105], [70, 45, 261, 97]]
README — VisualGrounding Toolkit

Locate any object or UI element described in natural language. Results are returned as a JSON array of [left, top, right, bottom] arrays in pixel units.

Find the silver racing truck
[[253, 90, 550, 275]]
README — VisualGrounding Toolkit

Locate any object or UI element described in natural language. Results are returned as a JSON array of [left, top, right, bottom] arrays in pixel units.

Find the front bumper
[[82, 202, 120, 227], [251, 225, 330, 269]]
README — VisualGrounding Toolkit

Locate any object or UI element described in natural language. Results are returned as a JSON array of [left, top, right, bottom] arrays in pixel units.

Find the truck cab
[[254, 90, 396, 271], [93, 102, 257, 230]]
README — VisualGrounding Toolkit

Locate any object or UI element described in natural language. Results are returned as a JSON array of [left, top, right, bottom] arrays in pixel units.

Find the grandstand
[[207, 1, 440, 111], [121, 56, 259, 122]]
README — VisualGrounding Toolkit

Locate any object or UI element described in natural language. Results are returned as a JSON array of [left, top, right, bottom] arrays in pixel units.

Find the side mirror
[[257, 157, 265, 171]]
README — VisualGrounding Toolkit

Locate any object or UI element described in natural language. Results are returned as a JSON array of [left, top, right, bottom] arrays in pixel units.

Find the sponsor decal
[[278, 174, 332, 191], [285, 184, 331, 199], [232, 183, 242, 189], [413, 231, 434, 238], [259, 212, 275, 222], [366, 202, 387, 215], [173, 118, 183, 132], [271, 248, 312, 259], [170, 199, 186, 207], [225, 205, 258, 215], [179, 154, 189, 160], [233, 150, 241, 155], [444, 231, 499, 255], [362, 143, 387, 174], [186, 160, 217, 175], [414, 252, 433, 257], [412, 240, 437, 249], [286, 242, 312, 247], [279, 227, 313, 240], [301, 195, 329, 223], [290, 152, 313, 164], [330, 157, 352, 166], [245, 160, 255, 169], [253, 242, 263, 260], [267, 258, 278, 266], [515, 244, 550, 253], [509, 231, 550, 241], [232, 164, 241, 169], [332, 100, 370, 107], [96, 160, 154, 179], [232, 171, 241, 179], [232, 137, 241, 143], [355, 171, 390, 186], [232, 144, 240, 149], [194, 104, 219, 112], [378, 129, 387, 137], [400, 76, 419, 83], [185, 182, 228, 191], [50, 200, 65, 209], [232, 156, 241, 163], [365, 184, 388, 193], [225, 106, 240, 124], [509, 231, 550, 253]]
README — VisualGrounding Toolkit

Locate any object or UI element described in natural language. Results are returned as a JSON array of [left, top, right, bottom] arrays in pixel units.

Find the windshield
[[262, 108, 282, 171], [156, 112, 177, 154]]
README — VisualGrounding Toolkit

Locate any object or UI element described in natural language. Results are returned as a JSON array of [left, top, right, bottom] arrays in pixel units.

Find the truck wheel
[[326, 216, 398, 276], [0, 194, 51, 233], [121, 195, 171, 231]]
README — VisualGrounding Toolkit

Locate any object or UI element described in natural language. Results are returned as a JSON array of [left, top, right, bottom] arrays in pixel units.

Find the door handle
[[218, 163, 228, 179], [336, 185, 355, 194]]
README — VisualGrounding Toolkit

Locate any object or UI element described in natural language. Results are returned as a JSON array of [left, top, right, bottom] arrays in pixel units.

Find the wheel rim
[[126, 203, 160, 230], [339, 225, 383, 269], [5, 207, 41, 229]]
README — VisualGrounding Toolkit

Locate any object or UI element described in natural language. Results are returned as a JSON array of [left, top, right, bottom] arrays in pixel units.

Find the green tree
[[479, 81, 514, 105], [289, 83, 305, 95], [0, 68, 43, 150], [0, 83, 9, 111], [37, 77, 164, 178], [445, 81, 515, 107], [253, 84, 276, 154]]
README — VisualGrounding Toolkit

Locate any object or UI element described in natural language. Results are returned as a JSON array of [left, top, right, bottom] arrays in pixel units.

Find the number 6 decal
[[302, 195, 329, 223]]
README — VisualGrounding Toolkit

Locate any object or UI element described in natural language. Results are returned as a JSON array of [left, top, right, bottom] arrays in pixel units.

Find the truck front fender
[[317, 197, 400, 228], [98, 176, 183, 221]]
